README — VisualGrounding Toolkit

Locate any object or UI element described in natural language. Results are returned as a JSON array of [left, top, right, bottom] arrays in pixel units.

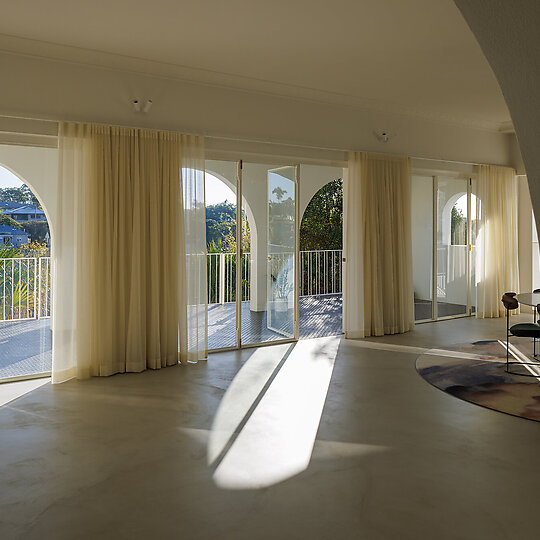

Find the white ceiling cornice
[[0, 33, 507, 133]]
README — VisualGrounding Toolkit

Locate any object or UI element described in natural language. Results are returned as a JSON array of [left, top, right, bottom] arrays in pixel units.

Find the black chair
[[501, 292, 540, 376]]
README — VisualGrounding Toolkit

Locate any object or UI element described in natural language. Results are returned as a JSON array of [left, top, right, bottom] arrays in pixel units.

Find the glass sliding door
[[436, 177, 469, 318], [470, 179, 477, 314], [412, 173, 476, 322], [267, 166, 297, 338], [240, 162, 298, 347], [411, 175, 434, 321]]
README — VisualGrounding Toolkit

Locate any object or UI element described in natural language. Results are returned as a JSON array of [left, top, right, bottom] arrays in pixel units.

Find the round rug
[[416, 339, 540, 422]]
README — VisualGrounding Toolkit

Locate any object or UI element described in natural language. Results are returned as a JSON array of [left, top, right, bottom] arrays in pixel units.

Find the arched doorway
[[299, 177, 343, 338], [0, 164, 52, 380]]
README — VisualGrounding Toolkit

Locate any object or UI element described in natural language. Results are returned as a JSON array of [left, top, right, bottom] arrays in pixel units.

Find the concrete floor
[[1, 315, 539, 539]]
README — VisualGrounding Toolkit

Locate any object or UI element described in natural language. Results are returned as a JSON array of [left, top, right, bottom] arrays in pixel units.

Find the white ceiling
[[0, 0, 510, 130]]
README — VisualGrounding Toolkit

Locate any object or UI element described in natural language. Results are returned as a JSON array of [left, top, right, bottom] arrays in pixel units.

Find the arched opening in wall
[[437, 190, 478, 317], [299, 178, 343, 338], [0, 164, 52, 381], [205, 167, 253, 350]]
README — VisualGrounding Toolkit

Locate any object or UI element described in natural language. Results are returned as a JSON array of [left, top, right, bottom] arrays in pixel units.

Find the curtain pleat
[[475, 165, 519, 318], [179, 136, 208, 363], [345, 152, 414, 338], [52, 123, 206, 382]]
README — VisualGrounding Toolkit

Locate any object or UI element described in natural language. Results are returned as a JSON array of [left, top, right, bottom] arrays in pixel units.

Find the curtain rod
[[0, 112, 509, 169], [206, 133, 498, 168]]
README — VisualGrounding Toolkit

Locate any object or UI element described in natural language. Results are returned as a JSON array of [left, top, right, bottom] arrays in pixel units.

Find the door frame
[[416, 173, 475, 323], [208, 159, 300, 351]]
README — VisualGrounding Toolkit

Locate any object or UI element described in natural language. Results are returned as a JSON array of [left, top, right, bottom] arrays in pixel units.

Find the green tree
[[451, 206, 466, 245], [206, 202, 236, 249], [205, 201, 250, 252], [20, 184, 41, 209], [300, 179, 343, 251], [0, 214, 23, 230], [0, 187, 26, 204], [0, 184, 42, 208], [272, 186, 286, 201], [20, 220, 50, 243], [0, 184, 42, 210]]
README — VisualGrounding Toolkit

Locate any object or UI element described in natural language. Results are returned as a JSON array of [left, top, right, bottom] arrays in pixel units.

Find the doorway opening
[[299, 177, 343, 338], [205, 161, 298, 351], [0, 164, 52, 381], [412, 174, 476, 322]]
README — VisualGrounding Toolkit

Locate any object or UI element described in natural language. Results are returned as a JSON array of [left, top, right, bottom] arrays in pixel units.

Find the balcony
[[208, 249, 343, 349], [0, 257, 52, 379], [0, 250, 344, 379]]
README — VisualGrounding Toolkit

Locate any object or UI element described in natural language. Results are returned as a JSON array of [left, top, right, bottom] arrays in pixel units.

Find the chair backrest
[[501, 293, 518, 311]]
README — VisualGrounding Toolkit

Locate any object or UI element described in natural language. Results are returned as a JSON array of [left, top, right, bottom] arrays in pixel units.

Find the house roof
[[2, 204, 45, 215], [0, 201, 24, 210], [0, 225, 30, 236]]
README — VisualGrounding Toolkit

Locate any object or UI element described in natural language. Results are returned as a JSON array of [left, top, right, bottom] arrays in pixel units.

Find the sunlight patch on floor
[[0, 377, 50, 407], [210, 336, 341, 489]]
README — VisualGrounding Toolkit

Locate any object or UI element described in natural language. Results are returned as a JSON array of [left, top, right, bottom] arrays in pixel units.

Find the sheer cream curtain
[[475, 164, 519, 318], [344, 152, 414, 338], [53, 123, 206, 383], [180, 140, 208, 362]]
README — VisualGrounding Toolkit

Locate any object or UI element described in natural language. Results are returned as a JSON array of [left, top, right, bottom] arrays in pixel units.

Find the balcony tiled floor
[[0, 319, 51, 379], [208, 294, 343, 350], [0, 295, 343, 379]]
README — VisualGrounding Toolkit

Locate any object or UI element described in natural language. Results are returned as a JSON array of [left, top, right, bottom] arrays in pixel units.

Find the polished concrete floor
[[1, 316, 539, 539]]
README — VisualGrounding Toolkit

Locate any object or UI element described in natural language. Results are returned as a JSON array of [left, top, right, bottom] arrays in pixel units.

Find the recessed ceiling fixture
[[132, 98, 152, 113], [143, 99, 153, 113], [374, 130, 393, 143]]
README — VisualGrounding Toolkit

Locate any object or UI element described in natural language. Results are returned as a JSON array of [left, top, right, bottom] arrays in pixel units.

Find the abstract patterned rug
[[416, 339, 540, 422]]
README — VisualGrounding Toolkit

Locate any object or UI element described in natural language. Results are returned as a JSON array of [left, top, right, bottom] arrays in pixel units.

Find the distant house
[[0, 225, 30, 247], [0, 201, 24, 211], [1, 204, 45, 223]]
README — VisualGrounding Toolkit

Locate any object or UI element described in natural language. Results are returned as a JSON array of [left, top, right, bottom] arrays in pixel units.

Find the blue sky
[[205, 173, 235, 206], [0, 166, 23, 189]]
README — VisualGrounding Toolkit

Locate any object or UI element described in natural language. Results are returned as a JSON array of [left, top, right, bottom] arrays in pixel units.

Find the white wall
[[455, 0, 540, 240]]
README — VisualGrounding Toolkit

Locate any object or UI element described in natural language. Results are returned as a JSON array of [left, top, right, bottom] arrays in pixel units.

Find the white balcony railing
[[300, 249, 342, 297], [207, 249, 343, 305], [0, 251, 343, 317], [0, 257, 51, 321], [207, 252, 250, 304]]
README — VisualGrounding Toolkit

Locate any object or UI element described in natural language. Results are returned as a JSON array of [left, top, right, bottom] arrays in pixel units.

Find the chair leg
[[506, 308, 510, 372], [535, 307, 538, 358]]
